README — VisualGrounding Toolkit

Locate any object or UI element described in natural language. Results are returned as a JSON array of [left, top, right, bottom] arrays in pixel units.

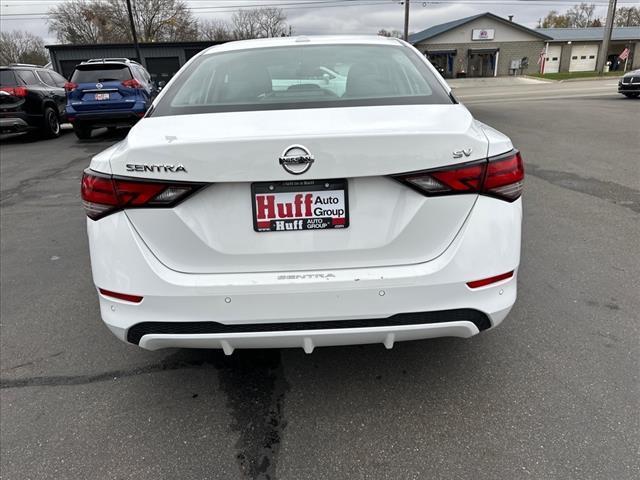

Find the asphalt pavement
[[1, 79, 639, 480]]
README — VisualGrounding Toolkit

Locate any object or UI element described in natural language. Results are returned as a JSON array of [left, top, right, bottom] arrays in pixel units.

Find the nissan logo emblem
[[96, 83, 103, 89], [279, 145, 315, 175]]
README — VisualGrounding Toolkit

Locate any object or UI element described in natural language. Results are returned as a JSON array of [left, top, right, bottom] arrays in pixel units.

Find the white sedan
[[82, 36, 523, 354]]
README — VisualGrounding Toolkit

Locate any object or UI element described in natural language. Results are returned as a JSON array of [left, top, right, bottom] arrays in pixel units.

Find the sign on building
[[472, 29, 495, 41]]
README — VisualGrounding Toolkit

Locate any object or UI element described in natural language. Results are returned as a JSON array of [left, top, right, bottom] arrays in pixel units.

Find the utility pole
[[126, 0, 142, 64], [403, 0, 410, 41], [597, 0, 617, 74]]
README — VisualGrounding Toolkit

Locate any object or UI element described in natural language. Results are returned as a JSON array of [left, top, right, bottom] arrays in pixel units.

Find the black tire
[[623, 93, 639, 98], [41, 107, 61, 138], [73, 124, 92, 140]]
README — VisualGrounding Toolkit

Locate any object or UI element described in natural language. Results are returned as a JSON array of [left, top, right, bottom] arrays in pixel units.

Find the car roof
[[200, 35, 405, 56]]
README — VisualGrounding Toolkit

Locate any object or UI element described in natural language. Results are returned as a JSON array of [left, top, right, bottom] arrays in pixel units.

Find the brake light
[[0, 86, 28, 97], [64, 82, 78, 92], [393, 150, 524, 202], [122, 78, 142, 88], [81, 170, 204, 220]]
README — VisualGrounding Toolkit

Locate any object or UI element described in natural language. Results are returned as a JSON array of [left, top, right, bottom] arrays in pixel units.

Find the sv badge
[[453, 148, 472, 159]]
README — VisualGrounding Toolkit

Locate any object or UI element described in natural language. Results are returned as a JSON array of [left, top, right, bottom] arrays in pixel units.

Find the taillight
[[122, 78, 142, 88], [64, 82, 78, 92], [81, 170, 203, 220], [483, 151, 525, 201], [0, 86, 28, 97], [393, 150, 524, 202]]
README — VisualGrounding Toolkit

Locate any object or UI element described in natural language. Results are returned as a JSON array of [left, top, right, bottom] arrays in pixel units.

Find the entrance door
[[468, 53, 496, 77], [544, 45, 562, 74], [427, 53, 455, 78], [569, 44, 599, 72]]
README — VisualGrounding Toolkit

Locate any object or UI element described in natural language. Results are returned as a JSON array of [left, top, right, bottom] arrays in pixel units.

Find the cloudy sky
[[0, 0, 631, 44]]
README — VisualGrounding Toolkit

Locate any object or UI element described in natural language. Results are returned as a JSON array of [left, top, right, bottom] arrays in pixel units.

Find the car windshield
[[151, 43, 452, 116], [0, 69, 18, 86], [71, 64, 133, 83]]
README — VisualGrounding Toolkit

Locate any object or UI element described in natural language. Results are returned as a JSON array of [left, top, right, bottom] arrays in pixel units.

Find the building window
[[580, 56, 587, 59], [572, 56, 578, 60], [552, 57, 558, 61], [589, 55, 595, 59]]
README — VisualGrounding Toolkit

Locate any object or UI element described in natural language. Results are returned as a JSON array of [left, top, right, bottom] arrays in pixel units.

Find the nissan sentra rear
[[82, 36, 523, 354]]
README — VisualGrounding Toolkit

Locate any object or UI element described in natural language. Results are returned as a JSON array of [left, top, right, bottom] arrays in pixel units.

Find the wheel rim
[[49, 112, 59, 134]]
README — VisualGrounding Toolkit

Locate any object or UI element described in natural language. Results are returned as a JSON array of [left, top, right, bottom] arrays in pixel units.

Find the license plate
[[252, 179, 349, 232], [95, 93, 109, 101]]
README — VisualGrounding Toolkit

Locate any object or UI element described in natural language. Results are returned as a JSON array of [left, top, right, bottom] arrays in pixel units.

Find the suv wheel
[[42, 107, 61, 138], [73, 124, 93, 140]]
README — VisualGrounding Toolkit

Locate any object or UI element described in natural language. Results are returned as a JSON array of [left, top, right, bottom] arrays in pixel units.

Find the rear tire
[[41, 107, 61, 138], [73, 124, 92, 140], [623, 93, 639, 98]]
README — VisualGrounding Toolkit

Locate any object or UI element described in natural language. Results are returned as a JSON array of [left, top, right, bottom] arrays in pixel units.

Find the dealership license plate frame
[[251, 179, 349, 233]]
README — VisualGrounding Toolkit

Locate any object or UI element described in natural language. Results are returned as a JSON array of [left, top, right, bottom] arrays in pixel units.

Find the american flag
[[619, 48, 630, 61], [537, 48, 546, 74]]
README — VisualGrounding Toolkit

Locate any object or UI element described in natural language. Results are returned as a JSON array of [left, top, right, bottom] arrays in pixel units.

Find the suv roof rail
[[8, 63, 43, 68], [84, 58, 141, 65]]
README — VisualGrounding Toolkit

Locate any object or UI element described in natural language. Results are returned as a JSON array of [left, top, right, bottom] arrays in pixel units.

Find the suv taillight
[[81, 170, 204, 220], [0, 86, 28, 97], [393, 150, 524, 202], [122, 78, 142, 88], [64, 82, 78, 92]]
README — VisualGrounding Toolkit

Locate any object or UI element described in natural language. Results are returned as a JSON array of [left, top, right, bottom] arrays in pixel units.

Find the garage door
[[569, 44, 599, 72], [544, 45, 562, 74]]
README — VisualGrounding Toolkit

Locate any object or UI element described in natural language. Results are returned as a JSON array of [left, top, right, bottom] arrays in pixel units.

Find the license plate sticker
[[95, 93, 109, 100], [252, 179, 349, 232]]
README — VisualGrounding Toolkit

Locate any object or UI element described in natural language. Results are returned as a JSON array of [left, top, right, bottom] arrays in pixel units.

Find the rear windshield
[[0, 69, 17, 86], [151, 43, 451, 116], [71, 64, 132, 83]]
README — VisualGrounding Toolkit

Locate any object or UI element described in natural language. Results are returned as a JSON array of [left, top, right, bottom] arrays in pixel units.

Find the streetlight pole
[[126, 0, 142, 64], [403, 0, 410, 41], [597, 0, 617, 74]]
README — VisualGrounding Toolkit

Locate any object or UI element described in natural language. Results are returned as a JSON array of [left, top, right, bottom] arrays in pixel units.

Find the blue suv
[[65, 58, 155, 139]]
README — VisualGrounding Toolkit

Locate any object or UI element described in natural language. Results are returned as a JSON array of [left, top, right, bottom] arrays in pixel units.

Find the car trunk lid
[[107, 104, 489, 273]]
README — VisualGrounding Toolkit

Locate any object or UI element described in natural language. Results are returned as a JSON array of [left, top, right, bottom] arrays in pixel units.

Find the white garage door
[[544, 45, 562, 74], [569, 44, 599, 72]]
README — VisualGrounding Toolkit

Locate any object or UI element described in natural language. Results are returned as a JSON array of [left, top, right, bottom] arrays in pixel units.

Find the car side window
[[49, 71, 68, 88], [37, 70, 55, 86], [15, 69, 39, 86]]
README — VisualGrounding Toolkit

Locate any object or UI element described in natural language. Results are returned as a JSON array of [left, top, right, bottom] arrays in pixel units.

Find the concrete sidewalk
[[447, 76, 549, 88]]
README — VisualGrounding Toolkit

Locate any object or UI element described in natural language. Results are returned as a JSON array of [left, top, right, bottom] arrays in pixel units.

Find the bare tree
[[377, 29, 402, 38], [538, 3, 602, 28], [49, 0, 198, 44], [200, 19, 233, 41], [48, 0, 112, 43], [614, 6, 640, 26], [566, 3, 597, 27], [231, 7, 288, 40], [0, 30, 49, 65]]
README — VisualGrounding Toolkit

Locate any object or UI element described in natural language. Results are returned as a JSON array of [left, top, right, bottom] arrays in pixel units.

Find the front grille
[[622, 76, 639, 84], [126, 309, 492, 345]]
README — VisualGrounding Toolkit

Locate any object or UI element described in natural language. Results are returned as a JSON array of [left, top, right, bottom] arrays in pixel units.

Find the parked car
[[81, 36, 524, 354], [0, 64, 67, 137], [618, 69, 640, 98], [65, 58, 155, 139]]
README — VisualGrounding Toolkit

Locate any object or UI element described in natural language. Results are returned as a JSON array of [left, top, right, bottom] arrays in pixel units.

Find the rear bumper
[[88, 195, 522, 352], [67, 106, 145, 126], [0, 117, 31, 133]]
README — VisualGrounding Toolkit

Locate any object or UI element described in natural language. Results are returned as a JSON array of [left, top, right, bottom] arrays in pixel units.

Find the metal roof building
[[46, 41, 225, 81]]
